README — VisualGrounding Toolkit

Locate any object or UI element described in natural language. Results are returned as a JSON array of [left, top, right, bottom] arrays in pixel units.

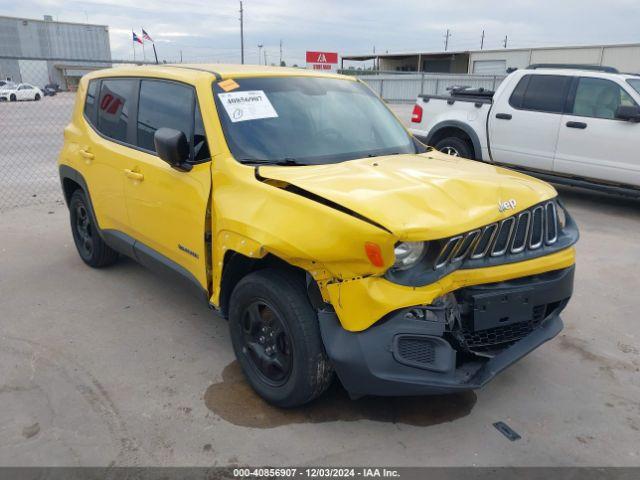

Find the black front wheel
[[34, 93, 41, 101], [229, 269, 334, 407], [69, 190, 119, 268]]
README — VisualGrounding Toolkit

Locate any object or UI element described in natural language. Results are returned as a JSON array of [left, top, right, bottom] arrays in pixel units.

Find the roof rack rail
[[527, 64, 619, 74]]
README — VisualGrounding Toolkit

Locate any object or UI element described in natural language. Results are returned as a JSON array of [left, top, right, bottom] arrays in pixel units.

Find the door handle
[[566, 121, 587, 129], [124, 169, 144, 181], [79, 149, 94, 162], [495, 113, 512, 120]]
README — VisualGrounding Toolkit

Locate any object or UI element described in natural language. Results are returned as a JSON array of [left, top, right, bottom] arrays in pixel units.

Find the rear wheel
[[69, 190, 119, 268], [435, 136, 473, 159], [229, 269, 334, 407]]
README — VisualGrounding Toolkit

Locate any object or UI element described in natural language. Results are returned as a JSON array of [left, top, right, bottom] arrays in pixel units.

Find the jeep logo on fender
[[498, 199, 517, 213]]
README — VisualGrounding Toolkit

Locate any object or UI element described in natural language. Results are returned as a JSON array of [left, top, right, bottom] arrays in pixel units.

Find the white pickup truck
[[409, 65, 640, 196]]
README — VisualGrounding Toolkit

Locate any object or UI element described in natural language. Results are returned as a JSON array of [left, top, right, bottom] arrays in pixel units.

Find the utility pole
[[264, 49, 268, 66], [279, 39, 283, 66], [239, 1, 244, 64], [180, 50, 183, 63], [444, 29, 451, 51], [258, 44, 263, 65], [480, 30, 485, 50], [503, 35, 508, 49]]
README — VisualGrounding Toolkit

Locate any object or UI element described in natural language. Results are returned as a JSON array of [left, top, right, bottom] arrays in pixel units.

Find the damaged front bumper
[[319, 266, 574, 398]]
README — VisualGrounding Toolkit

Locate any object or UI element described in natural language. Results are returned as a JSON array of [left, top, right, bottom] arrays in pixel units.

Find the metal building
[[0, 15, 111, 90], [342, 43, 640, 75]]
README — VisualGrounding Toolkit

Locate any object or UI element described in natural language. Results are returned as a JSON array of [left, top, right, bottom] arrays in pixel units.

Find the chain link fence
[[344, 71, 507, 103], [0, 56, 157, 211], [0, 56, 503, 211]]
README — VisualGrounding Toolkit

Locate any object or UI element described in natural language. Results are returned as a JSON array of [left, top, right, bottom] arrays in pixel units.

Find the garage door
[[473, 60, 507, 75]]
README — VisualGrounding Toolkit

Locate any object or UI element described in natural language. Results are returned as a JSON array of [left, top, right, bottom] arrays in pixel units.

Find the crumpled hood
[[258, 152, 557, 240]]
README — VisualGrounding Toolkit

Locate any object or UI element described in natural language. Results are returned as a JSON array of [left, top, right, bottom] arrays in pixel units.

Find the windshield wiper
[[238, 157, 308, 166], [366, 152, 401, 158]]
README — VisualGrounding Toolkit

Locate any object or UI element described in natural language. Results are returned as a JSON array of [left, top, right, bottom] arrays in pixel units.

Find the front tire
[[10, 94, 16, 102], [34, 93, 41, 101], [435, 136, 473, 159], [229, 269, 334, 407], [69, 190, 119, 268]]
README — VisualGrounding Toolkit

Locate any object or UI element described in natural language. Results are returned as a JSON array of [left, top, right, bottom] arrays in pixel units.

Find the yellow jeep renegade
[[58, 65, 578, 407]]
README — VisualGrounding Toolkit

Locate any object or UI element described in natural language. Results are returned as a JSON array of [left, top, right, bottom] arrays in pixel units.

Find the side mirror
[[153, 128, 192, 171], [615, 105, 640, 123]]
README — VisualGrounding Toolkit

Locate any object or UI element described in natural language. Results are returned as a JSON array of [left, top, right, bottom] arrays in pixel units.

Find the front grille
[[462, 303, 556, 350], [435, 200, 560, 270], [396, 337, 436, 365]]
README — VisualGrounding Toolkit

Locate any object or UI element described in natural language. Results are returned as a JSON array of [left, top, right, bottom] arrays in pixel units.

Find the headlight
[[393, 242, 427, 270]]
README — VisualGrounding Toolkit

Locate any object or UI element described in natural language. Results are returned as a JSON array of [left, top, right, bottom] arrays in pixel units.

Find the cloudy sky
[[3, 0, 640, 66]]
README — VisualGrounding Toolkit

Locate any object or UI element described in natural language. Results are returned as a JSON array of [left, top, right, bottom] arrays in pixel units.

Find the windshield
[[627, 79, 640, 96], [213, 76, 418, 165]]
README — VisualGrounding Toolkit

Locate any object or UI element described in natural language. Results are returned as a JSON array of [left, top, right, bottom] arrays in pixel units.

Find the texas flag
[[132, 31, 143, 44], [142, 29, 153, 43]]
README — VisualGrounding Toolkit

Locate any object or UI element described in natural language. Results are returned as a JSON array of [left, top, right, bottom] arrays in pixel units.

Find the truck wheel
[[69, 190, 119, 268], [228, 269, 334, 407], [435, 136, 473, 159]]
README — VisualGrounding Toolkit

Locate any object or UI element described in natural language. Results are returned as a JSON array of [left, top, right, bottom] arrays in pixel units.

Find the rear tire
[[229, 269, 334, 407], [69, 190, 119, 268], [435, 136, 473, 159]]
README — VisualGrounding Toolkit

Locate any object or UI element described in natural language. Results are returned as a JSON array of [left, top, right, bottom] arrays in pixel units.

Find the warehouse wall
[[602, 45, 640, 72], [469, 45, 640, 73], [0, 16, 111, 60], [469, 50, 531, 72]]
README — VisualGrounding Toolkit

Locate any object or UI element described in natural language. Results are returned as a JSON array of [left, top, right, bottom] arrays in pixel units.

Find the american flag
[[142, 29, 154, 43], [132, 31, 143, 44]]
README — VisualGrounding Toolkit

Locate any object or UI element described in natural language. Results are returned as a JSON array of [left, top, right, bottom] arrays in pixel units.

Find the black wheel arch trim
[[59, 165, 105, 241], [424, 120, 481, 160]]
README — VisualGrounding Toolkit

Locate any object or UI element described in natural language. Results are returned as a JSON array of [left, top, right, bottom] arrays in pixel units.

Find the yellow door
[[81, 77, 139, 232], [122, 79, 212, 291]]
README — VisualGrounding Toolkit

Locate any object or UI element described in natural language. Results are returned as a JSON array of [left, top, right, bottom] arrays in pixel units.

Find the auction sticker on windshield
[[218, 90, 278, 123]]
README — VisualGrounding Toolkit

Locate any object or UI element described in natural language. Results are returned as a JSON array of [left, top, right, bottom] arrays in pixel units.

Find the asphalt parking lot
[[0, 97, 639, 467]]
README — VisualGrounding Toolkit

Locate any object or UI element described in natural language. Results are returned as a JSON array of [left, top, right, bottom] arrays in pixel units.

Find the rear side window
[[136, 80, 194, 153], [84, 80, 98, 124], [97, 79, 136, 143], [509, 74, 571, 113]]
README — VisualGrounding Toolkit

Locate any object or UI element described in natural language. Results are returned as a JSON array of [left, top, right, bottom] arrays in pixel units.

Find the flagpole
[[141, 27, 146, 61], [132, 29, 136, 62]]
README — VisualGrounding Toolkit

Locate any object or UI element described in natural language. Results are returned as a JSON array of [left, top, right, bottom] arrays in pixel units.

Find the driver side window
[[572, 78, 637, 120]]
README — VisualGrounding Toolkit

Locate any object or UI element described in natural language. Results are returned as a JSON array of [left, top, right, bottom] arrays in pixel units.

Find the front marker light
[[393, 242, 427, 271]]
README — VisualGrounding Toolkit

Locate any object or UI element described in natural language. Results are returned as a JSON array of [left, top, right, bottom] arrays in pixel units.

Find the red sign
[[305, 51, 339, 64]]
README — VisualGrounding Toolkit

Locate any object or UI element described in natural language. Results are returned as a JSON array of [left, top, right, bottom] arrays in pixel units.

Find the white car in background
[[0, 83, 43, 102]]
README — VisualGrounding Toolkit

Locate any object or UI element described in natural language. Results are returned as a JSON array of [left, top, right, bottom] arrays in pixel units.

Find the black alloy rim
[[240, 300, 293, 386], [74, 203, 93, 258]]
